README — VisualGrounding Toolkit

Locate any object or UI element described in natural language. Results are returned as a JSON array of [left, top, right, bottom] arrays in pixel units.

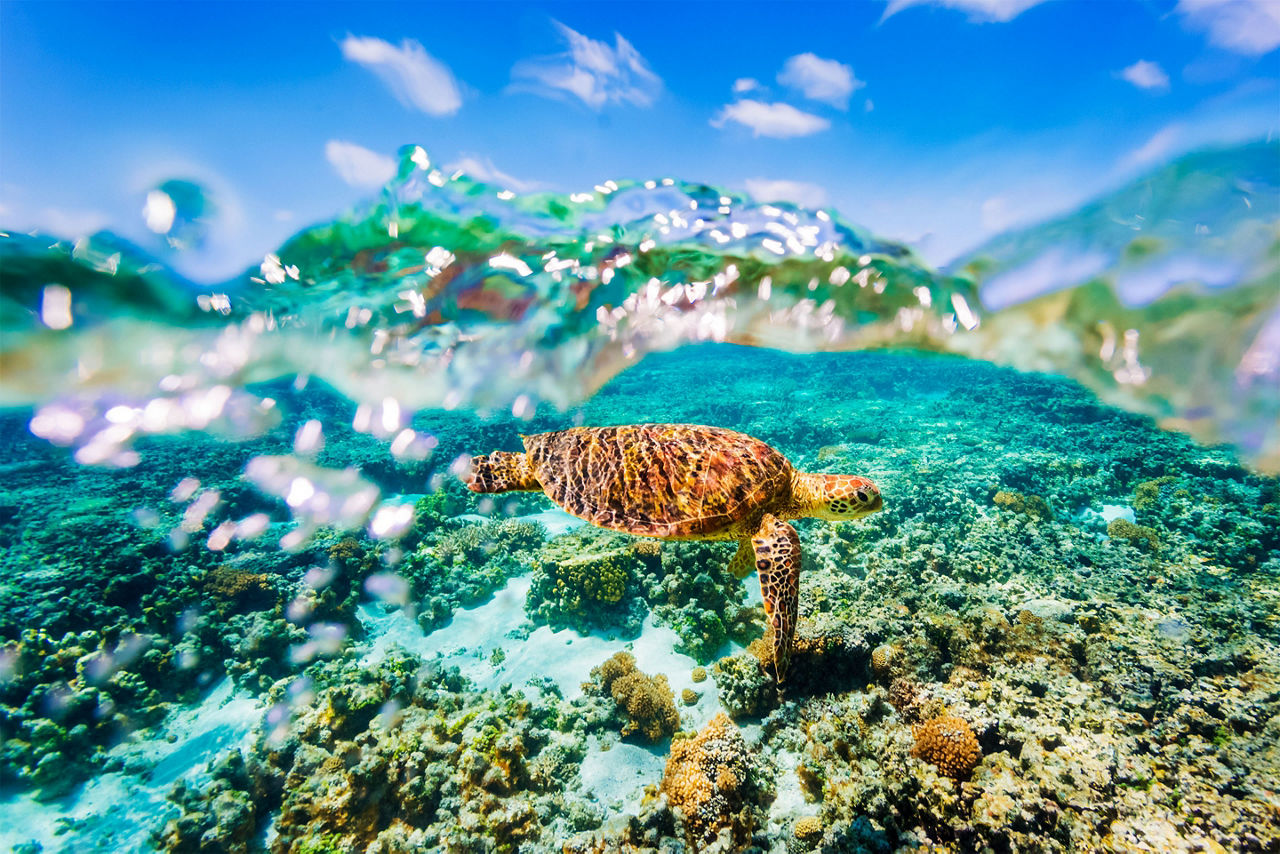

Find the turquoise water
[[1, 143, 1278, 852]]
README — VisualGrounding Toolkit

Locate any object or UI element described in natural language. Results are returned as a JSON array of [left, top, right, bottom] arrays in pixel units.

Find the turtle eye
[[855, 489, 868, 503]]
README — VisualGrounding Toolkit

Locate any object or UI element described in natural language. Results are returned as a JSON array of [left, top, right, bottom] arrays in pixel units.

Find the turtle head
[[793, 473, 883, 521]]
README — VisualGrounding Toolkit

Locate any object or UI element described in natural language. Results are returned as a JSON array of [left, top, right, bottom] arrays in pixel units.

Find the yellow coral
[[793, 815, 823, 844], [1107, 518, 1160, 551], [912, 714, 981, 780], [203, 567, 274, 605], [1134, 476, 1176, 509], [549, 550, 628, 604], [691, 666, 707, 683], [662, 712, 755, 846], [993, 490, 1052, 521], [682, 688, 700, 706], [592, 652, 679, 741], [870, 643, 899, 678]]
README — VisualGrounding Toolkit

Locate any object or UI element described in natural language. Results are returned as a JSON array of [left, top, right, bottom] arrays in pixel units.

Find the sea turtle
[[465, 423, 883, 683]]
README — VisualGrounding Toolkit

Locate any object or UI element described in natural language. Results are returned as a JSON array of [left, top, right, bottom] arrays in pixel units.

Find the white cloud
[[777, 53, 864, 109], [510, 21, 661, 110], [865, 98, 875, 112], [325, 140, 397, 188], [733, 77, 761, 94], [743, 178, 828, 209], [445, 156, 542, 193], [882, 0, 1049, 23], [712, 100, 831, 138], [1177, 0, 1280, 55], [1119, 60, 1171, 91], [340, 35, 462, 116]]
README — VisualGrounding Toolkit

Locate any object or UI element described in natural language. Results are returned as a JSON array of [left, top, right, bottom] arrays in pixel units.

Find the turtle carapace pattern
[[466, 423, 883, 684]]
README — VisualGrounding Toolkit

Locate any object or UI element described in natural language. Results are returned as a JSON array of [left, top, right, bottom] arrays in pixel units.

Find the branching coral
[[661, 712, 771, 848], [202, 566, 276, 611], [589, 652, 679, 741], [992, 490, 1053, 521], [911, 713, 981, 780], [1107, 518, 1160, 551]]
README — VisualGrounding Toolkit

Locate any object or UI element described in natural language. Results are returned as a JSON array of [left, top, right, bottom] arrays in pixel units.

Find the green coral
[[636, 540, 757, 663], [399, 517, 546, 630], [526, 528, 650, 635]]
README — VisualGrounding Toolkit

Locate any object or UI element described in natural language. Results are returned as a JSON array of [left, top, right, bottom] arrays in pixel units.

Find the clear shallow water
[[0, 143, 1278, 852]]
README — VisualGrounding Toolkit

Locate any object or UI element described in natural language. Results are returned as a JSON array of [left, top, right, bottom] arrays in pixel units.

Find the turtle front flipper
[[728, 539, 754, 579], [466, 452, 541, 493], [751, 513, 800, 684]]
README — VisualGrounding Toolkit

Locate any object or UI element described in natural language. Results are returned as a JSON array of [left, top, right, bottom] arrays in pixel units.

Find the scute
[[523, 424, 792, 538]]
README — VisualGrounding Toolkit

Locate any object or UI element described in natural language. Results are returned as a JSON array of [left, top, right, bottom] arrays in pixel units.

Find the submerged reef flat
[[1, 344, 1278, 852]]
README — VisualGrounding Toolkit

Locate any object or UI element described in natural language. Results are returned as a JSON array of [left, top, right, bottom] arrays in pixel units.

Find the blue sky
[[2, 0, 1277, 280]]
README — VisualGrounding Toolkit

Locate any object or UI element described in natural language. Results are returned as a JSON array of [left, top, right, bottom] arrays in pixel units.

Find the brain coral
[[662, 712, 768, 847], [911, 713, 981, 780]]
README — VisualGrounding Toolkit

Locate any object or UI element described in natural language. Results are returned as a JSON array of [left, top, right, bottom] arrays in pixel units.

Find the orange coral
[[912, 713, 981, 780], [591, 652, 679, 741], [793, 815, 823, 844], [870, 643, 899, 679], [662, 712, 759, 846]]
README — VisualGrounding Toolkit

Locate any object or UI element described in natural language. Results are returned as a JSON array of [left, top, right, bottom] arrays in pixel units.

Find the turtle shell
[[523, 424, 793, 538]]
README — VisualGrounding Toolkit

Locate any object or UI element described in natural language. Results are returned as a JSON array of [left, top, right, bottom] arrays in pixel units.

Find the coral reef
[[712, 653, 775, 720], [589, 651, 679, 741], [524, 529, 757, 661], [155, 653, 617, 852], [398, 516, 545, 631], [661, 712, 773, 848], [911, 713, 982, 780], [3, 346, 1279, 852], [526, 528, 649, 636]]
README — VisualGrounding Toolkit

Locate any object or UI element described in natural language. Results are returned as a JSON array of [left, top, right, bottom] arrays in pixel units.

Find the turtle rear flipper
[[752, 513, 800, 684], [728, 539, 754, 579], [466, 452, 541, 493]]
